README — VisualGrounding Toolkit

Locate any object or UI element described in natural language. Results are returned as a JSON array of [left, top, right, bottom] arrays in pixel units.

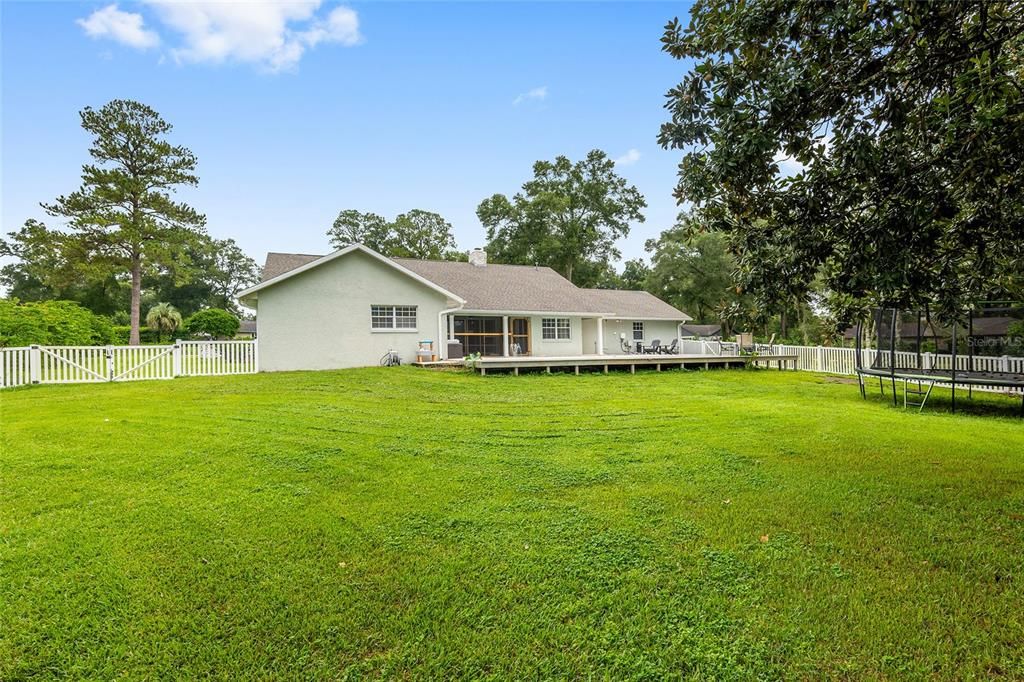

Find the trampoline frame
[[854, 305, 1024, 417]]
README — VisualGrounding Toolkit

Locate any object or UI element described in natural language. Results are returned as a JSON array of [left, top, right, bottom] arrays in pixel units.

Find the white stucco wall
[[581, 318, 600, 355], [528, 315, 584, 356], [600, 319, 682, 354], [255, 251, 455, 371]]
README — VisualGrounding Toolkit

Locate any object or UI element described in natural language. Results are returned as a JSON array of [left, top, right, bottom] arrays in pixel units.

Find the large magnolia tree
[[659, 0, 1024, 325]]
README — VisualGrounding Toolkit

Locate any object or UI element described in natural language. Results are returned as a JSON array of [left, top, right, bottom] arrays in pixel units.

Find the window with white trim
[[541, 317, 571, 340], [632, 321, 644, 341], [371, 305, 417, 330]]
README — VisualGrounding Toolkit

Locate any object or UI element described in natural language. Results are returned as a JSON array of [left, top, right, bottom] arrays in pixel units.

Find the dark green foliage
[[659, 1, 1024, 325], [0, 219, 129, 315], [619, 259, 651, 291], [184, 308, 240, 339], [1, 223, 257, 319], [44, 99, 206, 344], [109, 325, 163, 345], [645, 223, 739, 324], [327, 209, 461, 260], [143, 236, 259, 317], [477, 150, 647, 286], [0, 299, 112, 346]]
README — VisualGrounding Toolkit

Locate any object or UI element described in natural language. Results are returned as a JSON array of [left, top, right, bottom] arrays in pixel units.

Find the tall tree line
[[1, 100, 260, 339]]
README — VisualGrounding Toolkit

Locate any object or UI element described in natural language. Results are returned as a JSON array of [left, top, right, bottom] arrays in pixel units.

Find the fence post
[[105, 346, 115, 381], [173, 340, 183, 377], [816, 346, 824, 372], [29, 345, 41, 384], [252, 339, 259, 373]]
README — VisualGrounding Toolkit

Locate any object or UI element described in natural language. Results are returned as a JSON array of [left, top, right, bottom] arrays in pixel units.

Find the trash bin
[[447, 339, 464, 359]]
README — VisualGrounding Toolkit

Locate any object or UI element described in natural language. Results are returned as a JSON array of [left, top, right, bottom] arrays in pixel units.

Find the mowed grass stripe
[[2, 367, 1023, 679]]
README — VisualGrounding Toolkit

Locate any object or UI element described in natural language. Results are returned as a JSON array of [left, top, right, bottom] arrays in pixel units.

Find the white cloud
[[148, 1, 362, 71], [77, 1, 361, 71], [513, 86, 547, 106], [77, 4, 160, 49], [614, 148, 641, 166]]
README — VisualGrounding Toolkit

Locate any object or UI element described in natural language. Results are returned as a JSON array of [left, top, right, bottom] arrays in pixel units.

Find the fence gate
[[109, 345, 176, 382], [37, 346, 111, 384], [1, 341, 258, 389]]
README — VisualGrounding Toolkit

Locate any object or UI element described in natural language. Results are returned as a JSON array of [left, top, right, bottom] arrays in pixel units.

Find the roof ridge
[[580, 287, 655, 294], [393, 256, 560, 271], [266, 251, 324, 258]]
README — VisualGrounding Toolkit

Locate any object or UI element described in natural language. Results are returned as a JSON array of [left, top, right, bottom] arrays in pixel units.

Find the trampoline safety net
[[854, 303, 1024, 415]]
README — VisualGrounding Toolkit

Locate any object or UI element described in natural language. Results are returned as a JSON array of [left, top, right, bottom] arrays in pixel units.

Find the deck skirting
[[469, 354, 797, 375]]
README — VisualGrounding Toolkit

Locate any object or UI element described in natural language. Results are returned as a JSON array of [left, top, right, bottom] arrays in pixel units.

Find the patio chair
[[660, 339, 678, 355], [643, 339, 662, 354]]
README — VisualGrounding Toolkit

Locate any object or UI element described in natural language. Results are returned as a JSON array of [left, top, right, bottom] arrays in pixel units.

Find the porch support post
[[596, 317, 605, 355], [502, 316, 509, 357]]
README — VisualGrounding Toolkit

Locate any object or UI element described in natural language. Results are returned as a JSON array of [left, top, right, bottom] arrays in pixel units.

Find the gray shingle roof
[[259, 250, 690, 318], [261, 252, 321, 281], [578, 288, 691, 320], [393, 258, 612, 313]]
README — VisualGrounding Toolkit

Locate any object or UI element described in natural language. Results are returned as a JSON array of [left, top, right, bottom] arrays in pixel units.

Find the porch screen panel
[[453, 316, 504, 356]]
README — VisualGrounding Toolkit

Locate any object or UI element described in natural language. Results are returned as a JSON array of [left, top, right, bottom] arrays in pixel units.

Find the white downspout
[[597, 317, 605, 355], [438, 305, 463, 360]]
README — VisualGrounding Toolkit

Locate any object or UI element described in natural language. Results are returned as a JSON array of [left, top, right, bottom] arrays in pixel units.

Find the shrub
[[184, 309, 239, 339], [110, 325, 163, 345], [0, 299, 114, 346], [146, 303, 183, 342]]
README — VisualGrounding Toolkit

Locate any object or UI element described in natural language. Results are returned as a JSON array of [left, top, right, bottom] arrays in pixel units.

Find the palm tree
[[146, 302, 182, 342]]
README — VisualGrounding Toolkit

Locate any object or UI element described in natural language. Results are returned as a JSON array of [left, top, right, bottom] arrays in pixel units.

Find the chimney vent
[[469, 248, 487, 267]]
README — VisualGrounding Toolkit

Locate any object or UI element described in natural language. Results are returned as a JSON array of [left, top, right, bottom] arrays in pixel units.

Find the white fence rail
[[768, 344, 1023, 394], [0, 340, 257, 389]]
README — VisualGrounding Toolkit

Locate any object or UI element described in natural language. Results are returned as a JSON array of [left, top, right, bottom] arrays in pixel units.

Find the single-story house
[[238, 244, 691, 371]]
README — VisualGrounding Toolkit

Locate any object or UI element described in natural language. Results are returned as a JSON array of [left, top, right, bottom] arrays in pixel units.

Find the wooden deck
[[422, 353, 797, 375]]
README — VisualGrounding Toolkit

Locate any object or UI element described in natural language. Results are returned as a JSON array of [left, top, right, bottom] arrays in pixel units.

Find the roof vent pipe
[[469, 248, 487, 267]]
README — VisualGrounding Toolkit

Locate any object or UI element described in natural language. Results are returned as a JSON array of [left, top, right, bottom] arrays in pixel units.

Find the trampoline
[[855, 304, 1024, 416]]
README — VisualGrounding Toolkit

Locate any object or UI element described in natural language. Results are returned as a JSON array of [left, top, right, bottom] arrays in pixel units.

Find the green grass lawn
[[2, 368, 1023, 679]]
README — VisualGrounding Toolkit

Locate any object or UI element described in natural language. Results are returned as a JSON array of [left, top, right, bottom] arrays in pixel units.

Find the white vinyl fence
[[771, 344, 1024, 378], [769, 344, 1024, 394], [0, 340, 257, 389], [683, 340, 1023, 395]]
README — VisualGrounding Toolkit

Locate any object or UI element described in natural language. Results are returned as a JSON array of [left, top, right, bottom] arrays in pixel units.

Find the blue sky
[[1, 1, 694, 268]]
